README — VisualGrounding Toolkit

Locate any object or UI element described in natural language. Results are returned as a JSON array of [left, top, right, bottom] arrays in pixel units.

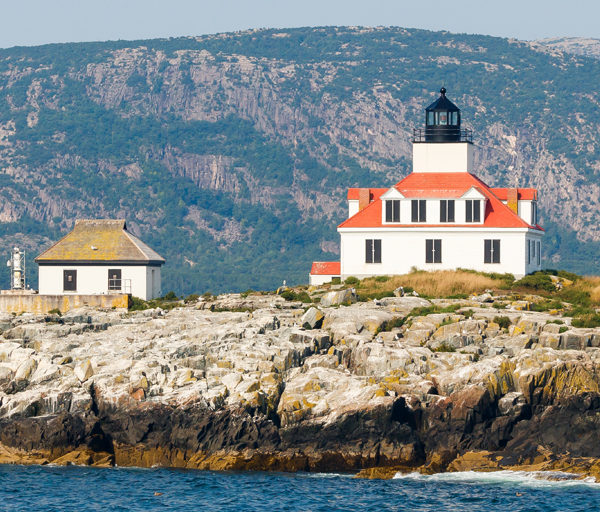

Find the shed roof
[[35, 219, 165, 264], [310, 261, 341, 276]]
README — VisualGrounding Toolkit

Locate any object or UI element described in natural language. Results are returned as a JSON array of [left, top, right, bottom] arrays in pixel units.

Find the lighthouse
[[309, 88, 544, 285]]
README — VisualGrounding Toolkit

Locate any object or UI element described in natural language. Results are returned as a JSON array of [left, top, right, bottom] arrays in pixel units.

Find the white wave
[[392, 470, 599, 488]]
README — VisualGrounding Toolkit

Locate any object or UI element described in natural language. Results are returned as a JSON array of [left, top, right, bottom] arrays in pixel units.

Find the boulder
[[319, 288, 357, 307], [301, 307, 324, 330], [74, 360, 94, 382]]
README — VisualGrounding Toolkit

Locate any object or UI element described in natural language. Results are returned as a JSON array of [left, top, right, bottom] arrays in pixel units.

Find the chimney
[[506, 188, 518, 214], [358, 188, 371, 211]]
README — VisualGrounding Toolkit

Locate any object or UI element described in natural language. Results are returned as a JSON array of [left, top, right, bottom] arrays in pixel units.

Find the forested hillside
[[0, 27, 599, 293]]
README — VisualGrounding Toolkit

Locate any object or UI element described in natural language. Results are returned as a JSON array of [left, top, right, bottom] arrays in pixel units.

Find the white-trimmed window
[[537, 241, 541, 265], [466, 199, 481, 223], [385, 200, 400, 223], [531, 202, 538, 225], [484, 239, 501, 264], [366, 239, 382, 264], [411, 200, 426, 222], [440, 200, 455, 223], [425, 239, 442, 263]]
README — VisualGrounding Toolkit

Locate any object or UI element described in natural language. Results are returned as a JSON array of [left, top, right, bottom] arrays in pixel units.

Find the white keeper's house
[[310, 88, 544, 285], [35, 219, 165, 300]]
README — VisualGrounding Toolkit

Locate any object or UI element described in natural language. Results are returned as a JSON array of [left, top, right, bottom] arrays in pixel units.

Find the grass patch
[[514, 273, 555, 293], [355, 270, 507, 299], [344, 276, 360, 285], [48, 308, 62, 316], [409, 304, 462, 317], [559, 326, 569, 333], [377, 316, 406, 333], [571, 313, 600, 329]]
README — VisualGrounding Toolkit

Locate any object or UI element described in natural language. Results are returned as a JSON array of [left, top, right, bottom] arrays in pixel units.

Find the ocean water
[[1, 465, 600, 511]]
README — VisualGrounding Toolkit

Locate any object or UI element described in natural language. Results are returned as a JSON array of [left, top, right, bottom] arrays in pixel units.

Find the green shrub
[[280, 290, 312, 303], [202, 292, 214, 300], [433, 342, 456, 353], [514, 273, 555, 292], [494, 316, 512, 329], [331, 277, 341, 284], [558, 289, 591, 308], [559, 326, 569, 333], [48, 308, 62, 316], [377, 316, 406, 333], [375, 275, 390, 283], [530, 299, 564, 312], [129, 296, 149, 311], [462, 309, 475, 319], [162, 291, 178, 301], [184, 293, 200, 303], [345, 276, 360, 285], [357, 291, 395, 301], [408, 304, 461, 317], [240, 289, 255, 298]]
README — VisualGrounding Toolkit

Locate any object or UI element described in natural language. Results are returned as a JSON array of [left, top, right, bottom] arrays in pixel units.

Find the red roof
[[310, 261, 341, 276], [339, 172, 541, 230], [491, 188, 537, 201], [347, 188, 388, 201]]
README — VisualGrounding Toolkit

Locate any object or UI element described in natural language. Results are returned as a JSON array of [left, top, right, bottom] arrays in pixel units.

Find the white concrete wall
[[309, 274, 339, 286], [38, 265, 162, 300], [339, 228, 543, 279], [348, 200, 359, 218], [412, 142, 474, 173]]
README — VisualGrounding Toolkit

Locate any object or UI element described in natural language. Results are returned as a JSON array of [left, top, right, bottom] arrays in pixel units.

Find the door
[[108, 269, 122, 291], [63, 270, 77, 292]]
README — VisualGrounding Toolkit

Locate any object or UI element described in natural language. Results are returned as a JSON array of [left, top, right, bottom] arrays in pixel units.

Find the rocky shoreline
[[1, 289, 600, 480]]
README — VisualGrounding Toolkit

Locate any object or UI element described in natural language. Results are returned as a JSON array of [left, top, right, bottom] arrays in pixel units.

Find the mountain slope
[[0, 27, 599, 293]]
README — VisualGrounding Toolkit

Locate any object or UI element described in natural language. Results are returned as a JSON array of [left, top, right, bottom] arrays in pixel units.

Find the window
[[466, 200, 481, 223], [427, 112, 434, 125], [411, 200, 427, 222], [425, 239, 442, 264], [108, 269, 122, 291], [484, 240, 501, 264], [440, 200, 455, 223], [527, 240, 531, 264], [537, 241, 541, 265], [450, 112, 459, 125], [531, 202, 538, 225], [365, 239, 382, 264], [439, 112, 448, 125], [385, 200, 400, 223], [63, 270, 77, 292]]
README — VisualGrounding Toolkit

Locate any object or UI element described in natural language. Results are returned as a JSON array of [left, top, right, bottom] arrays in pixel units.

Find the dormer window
[[466, 199, 481, 223], [411, 200, 426, 222], [385, 200, 400, 223], [440, 200, 455, 223], [531, 201, 538, 225]]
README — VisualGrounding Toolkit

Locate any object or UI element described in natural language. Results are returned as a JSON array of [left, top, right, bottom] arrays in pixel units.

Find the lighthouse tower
[[309, 88, 544, 285]]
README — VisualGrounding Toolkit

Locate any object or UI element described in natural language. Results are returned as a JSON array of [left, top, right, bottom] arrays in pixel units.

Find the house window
[[63, 270, 77, 292], [537, 241, 541, 265], [425, 239, 442, 264], [411, 200, 426, 222], [365, 239, 382, 264], [484, 239, 501, 264], [466, 200, 481, 223], [531, 202, 538, 225], [440, 200, 455, 223], [385, 200, 400, 223], [108, 269, 122, 291]]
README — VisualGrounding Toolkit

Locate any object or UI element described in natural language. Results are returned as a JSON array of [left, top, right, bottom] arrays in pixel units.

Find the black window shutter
[[448, 200, 455, 222], [537, 241, 541, 265], [473, 200, 481, 222], [434, 239, 442, 263], [385, 201, 392, 222], [374, 239, 382, 263], [419, 200, 426, 222], [411, 200, 418, 222], [440, 200, 447, 222], [393, 200, 400, 222], [466, 200, 472, 222], [484, 239, 491, 263], [366, 239, 373, 263], [426, 239, 433, 263], [493, 240, 500, 263]]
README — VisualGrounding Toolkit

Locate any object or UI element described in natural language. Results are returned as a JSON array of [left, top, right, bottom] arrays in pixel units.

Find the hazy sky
[[1, 0, 599, 49]]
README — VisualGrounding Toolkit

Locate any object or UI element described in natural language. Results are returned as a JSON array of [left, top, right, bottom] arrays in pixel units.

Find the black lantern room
[[424, 87, 463, 142]]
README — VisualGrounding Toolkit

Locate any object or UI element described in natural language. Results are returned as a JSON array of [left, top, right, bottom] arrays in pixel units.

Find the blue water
[[1, 465, 600, 511]]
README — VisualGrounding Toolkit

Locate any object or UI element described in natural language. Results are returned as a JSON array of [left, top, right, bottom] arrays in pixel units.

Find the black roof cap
[[425, 87, 460, 112]]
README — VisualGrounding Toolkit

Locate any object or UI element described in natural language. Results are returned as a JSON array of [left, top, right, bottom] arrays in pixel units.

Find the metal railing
[[412, 128, 473, 143], [108, 278, 132, 294]]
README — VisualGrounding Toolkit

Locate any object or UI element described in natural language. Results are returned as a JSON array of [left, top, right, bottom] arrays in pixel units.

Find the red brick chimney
[[358, 188, 370, 211], [506, 188, 518, 214]]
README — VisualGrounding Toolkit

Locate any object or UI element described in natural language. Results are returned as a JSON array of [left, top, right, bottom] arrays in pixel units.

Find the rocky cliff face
[[0, 27, 599, 292], [1, 291, 600, 478]]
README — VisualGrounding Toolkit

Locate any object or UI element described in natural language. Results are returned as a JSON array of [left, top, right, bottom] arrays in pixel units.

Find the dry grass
[[356, 270, 504, 298], [585, 276, 600, 305]]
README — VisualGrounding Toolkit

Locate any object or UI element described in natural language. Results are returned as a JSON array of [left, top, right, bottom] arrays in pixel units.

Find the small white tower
[[7, 247, 26, 290]]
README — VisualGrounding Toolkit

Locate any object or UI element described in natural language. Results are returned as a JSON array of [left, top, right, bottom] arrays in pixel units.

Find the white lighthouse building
[[310, 88, 544, 284]]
